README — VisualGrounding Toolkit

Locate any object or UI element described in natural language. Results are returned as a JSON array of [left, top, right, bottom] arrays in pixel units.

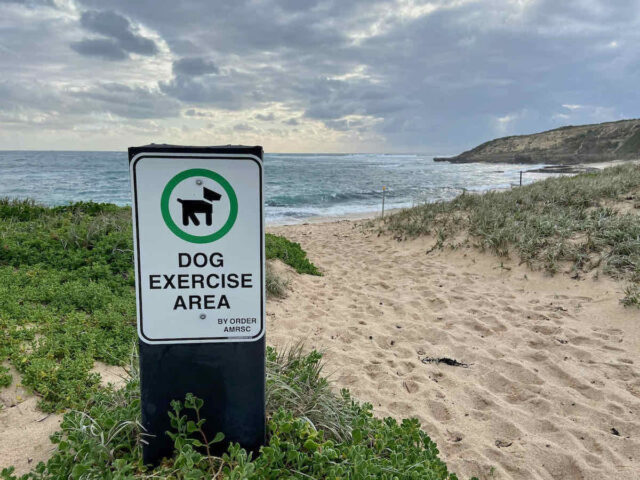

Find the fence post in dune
[[128, 144, 266, 466], [381, 185, 386, 218], [520, 170, 523, 186]]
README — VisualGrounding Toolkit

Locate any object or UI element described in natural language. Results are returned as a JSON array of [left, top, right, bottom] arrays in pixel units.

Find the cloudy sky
[[1, 0, 638, 153]]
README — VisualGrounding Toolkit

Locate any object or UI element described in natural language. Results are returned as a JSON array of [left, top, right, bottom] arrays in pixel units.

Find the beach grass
[[265, 344, 355, 442], [373, 163, 640, 305], [265, 265, 290, 298], [0, 199, 317, 412]]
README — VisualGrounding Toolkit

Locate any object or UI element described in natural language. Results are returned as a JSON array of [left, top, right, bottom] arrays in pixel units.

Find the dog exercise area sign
[[130, 148, 264, 344]]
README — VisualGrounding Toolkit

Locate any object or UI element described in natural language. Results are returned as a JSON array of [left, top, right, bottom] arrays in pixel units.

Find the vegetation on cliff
[[435, 119, 640, 164]]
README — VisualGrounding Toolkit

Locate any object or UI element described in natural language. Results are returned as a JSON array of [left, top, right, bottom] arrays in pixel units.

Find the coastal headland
[[434, 119, 640, 165]]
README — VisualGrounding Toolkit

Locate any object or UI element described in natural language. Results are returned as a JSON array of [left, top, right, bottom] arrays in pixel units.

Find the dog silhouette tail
[[177, 199, 184, 203]]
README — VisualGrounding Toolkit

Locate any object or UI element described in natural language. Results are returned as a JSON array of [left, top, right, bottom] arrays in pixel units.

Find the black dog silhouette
[[177, 187, 221, 226]]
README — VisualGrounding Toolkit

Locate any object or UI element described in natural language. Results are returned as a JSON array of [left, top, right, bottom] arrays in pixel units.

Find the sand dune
[[0, 362, 127, 474], [2, 218, 638, 479], [267, 220, 640, 480], [0, 364, 61, 474]]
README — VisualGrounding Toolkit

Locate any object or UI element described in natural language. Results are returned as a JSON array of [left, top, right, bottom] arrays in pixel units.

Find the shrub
[[0, 202, 135, 411], [0, 201, 319, 411], [0, 365, 11, 388], [265, 233, 321, 275], [0, 198, 47, 221]]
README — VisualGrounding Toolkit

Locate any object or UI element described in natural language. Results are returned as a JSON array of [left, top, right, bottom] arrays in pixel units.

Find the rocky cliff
[[434, 119, 640, 164]]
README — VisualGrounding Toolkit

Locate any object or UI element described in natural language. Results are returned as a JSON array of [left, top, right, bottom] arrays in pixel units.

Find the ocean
[[0, 151, 553, 224]]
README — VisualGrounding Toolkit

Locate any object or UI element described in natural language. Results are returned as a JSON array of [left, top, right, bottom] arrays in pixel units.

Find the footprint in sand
[[428, 400, 452, 422]]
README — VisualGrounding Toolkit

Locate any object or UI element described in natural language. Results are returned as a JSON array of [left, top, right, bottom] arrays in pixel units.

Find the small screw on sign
[[199, 314, 206, 320]]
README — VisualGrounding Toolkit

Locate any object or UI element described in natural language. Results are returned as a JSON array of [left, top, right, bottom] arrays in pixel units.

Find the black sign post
[[138, 340, 265, 463], [128, 145, 265, 465]]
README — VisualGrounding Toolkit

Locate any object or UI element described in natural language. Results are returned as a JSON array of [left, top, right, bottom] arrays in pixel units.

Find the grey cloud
[[0, 0, 55, 5], [184, 108, 212, 117], [283, 118, 299, 126], [70, 83, 181, 119], [297, 76, 413, 125], [0, 80, 63, 114], [173, 57, 219, 76], [0, 80, 180, 134], [70, 38, 127, 61], [233, 123, 253, 131], [324, 117, 367, 132], [159, 74, 245, 109], [255, 113, 275, 121], [78, 0, 357, 53], [81, 10, 131, 37], [73, 10, 158, 59], [127, 0, 640, 149]]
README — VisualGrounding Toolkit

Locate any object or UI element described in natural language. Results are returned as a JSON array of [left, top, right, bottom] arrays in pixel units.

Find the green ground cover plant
[[0, 199, 318, 411], [0, 200, 460, 478], [265, 233, 322, 275], [0, 200, 136, 412], [374, 163, 640, 305], [0, 365, 11, 388], [1, 347, 464, 480]]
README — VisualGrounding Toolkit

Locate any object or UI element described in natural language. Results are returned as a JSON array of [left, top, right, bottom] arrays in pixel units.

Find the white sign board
[[130, 152, 264, 344]]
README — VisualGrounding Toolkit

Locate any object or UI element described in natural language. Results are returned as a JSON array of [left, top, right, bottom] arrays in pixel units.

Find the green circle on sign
[[161, 168, 238, 243]]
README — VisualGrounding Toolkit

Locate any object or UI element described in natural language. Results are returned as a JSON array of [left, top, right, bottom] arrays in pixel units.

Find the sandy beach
[[2, 207, 639, 479], [266, 219, 640, 480]]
